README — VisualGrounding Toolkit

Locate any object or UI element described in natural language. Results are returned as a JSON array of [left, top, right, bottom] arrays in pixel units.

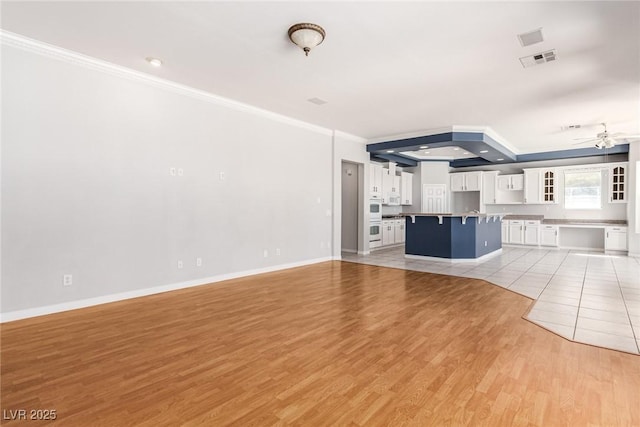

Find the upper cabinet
[[523, 168, 557, 204], [541, 169, 557, 203], [382, 168, 400, 205], [497, 174, 523, 191], [450, 171, 482, 192], [482, 171, 499, 205], [370, 163, 383, 199], [400, 172, 413, 205], [609, 165, 626, 203]]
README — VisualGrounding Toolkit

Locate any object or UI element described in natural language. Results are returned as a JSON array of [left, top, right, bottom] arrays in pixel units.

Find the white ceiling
[[2, 1, 639, 154]]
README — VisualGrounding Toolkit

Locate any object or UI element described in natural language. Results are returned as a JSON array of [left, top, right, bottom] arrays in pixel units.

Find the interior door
[[422, 184, 447, 213]]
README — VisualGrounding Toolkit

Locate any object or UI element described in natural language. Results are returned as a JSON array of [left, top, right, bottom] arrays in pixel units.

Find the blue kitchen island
[[404, 213, 505, 262]]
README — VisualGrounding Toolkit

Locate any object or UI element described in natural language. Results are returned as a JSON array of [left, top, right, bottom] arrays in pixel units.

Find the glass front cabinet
[[609, 165, 626, 203]]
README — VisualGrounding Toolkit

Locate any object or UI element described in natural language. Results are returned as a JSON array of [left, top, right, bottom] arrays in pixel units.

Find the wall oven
[[369, 221, 382, 248], [369, 199, 382, 221]]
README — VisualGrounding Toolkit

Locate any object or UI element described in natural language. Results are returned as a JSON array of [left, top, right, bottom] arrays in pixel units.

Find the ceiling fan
[[573, 123, 640, 149]]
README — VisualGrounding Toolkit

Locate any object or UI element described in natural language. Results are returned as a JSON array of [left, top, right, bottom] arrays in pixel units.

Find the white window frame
[[564, 168, 602, 210]]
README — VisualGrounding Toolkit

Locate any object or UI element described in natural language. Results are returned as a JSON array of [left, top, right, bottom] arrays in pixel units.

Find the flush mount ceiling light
[[288, 23, 325, 56], [146, 57, 163, 67]]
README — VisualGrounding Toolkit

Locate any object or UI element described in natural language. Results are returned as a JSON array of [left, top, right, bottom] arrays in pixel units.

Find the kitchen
[[367, 146, 629, 256]]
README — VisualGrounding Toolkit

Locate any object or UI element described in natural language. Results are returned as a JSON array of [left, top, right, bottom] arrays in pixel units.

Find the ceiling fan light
[[288, 23, 325, 56]]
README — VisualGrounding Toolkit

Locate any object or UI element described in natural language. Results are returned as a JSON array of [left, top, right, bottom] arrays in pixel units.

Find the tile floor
[[341, 246, 640, 355]]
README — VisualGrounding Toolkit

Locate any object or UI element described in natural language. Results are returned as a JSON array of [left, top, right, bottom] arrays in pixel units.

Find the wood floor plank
[[1, 261, 639, 426]]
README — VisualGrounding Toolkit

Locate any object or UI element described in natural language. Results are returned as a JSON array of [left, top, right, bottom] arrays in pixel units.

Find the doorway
[[422, 184, 447, 213], [341, 161, 360, 253]]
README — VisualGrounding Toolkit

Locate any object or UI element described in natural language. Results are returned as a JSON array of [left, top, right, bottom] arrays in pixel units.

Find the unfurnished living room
[[1, 1, 639, 426]]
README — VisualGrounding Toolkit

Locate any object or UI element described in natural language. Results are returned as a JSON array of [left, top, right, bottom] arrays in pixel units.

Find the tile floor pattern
[[341, 246, 640, 355]]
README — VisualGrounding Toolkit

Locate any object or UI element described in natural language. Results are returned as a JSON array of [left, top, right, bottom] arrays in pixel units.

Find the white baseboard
[[405, 248, 502, 264], [0, 257, 333, 323]]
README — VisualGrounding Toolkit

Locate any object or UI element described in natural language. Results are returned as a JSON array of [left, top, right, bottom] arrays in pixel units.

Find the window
[[564, 169, 602, 209]]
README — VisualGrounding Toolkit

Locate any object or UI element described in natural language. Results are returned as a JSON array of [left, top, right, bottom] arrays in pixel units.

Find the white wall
[[1, 43, 335, 316]]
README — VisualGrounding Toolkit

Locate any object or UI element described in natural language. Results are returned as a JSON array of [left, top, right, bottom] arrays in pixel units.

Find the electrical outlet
[[170, 167, 177, 176], [177, 168, 184, 176], [320, 241, 324, 249], [263, 250, 268, 258], [63, 274, 72, 287], [219, 172, 226, 181], [177, 260, 183, 269], [484, 240, 488, 247], [196, 257, 202, 267], [276, 248, 281, 256]]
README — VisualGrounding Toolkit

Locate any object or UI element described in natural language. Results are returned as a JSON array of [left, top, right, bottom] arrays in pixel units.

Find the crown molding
[[333, 130, 367, 144], [1, 30, 333, 137]]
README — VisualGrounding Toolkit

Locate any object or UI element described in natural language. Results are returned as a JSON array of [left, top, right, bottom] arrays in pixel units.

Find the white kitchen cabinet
[[508, 220, 524, 245], [482, 171, 498, 205], [382, 220, 395, 246], [370, 163, 383, 199], [523, 169, 541, 204], [381, 169, 400, 205], [394, 219, 405, 243], [501, 221, 509, 244], [524, 168, 556, 204], [609, 165, 626, 203], [497, 174, 523, 191], [400, 172, 413, 205], [450, 171, 482, 192], [540, 225, 559, 247], [541, 169, 557, 203], [605, 226, 627, 251], [524, 220, 540, 245]]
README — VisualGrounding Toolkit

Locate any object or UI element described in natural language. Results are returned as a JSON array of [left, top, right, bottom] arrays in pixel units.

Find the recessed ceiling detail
[[367, 126, 630, 168]]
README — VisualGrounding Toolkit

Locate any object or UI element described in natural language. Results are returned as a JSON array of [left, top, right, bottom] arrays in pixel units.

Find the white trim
[[0, 30, 333, 137], [0, 257, 332, 323], [405, 248, 502, 263], [334, 130, 367, 144]]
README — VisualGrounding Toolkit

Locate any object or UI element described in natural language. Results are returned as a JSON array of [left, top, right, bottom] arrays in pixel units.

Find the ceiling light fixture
[[424, 151, 430, 154], [497, 158, 504, 161], [288, 23, 325, 56], [146, 57, 163, 67], [420, 146, 428, 149], [463, 152, 469, 155], [480, 150, 489, 153], [386, 150, 394, 153], [453, 147, 460, 151]]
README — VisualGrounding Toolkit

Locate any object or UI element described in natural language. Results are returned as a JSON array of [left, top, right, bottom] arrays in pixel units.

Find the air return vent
[[520, 49, 557, 68], [517, 28, 544, 47]]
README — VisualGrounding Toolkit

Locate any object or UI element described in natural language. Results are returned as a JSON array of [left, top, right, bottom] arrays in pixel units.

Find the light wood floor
[[2, 261, 639, 426]]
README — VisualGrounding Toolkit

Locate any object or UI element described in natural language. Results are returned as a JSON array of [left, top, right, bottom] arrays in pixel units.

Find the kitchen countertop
[[402, 212, 505, 217], [542, 219, 627, 225], [503, 215, 544, 221]]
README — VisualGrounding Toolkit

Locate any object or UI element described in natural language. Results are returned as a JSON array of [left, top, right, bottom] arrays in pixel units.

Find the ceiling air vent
[[517, 28, 544, 47], [520, 49, 557, 68]]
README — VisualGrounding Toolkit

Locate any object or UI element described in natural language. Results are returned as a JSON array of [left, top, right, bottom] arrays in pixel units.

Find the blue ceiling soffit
[[367, 131, 630, 168]]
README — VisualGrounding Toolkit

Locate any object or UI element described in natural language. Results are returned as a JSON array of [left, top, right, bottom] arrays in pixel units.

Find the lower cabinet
[[501, 222, 509, 244], [394, 219, 405, 243], [508, 220, 524, 245], [382, 220, 394, 246], [524, 221, 540, 245], [540, 225, 559, 247], [380, 218, 406, 247], [503, 220, 540, 246], [605, 226, 628, 251]]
